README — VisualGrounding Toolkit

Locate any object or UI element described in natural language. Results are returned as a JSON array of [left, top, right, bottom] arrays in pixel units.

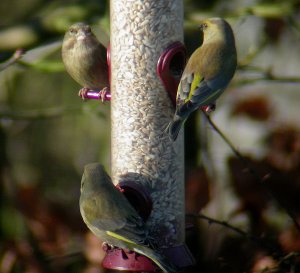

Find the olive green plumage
[[168, 18, 237, 141], [79, 163, 178, 273], [62, 22, 108, 89]]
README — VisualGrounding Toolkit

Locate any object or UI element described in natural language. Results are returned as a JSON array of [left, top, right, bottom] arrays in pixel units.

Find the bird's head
[[65, 22, 94, 42], [81, 163, 112, 193], [199, 18, 234, 43]]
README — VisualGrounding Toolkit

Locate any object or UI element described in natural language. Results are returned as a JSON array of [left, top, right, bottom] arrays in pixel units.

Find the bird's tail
[[166, 115, 185, 142], [133, 245, 179, 273]]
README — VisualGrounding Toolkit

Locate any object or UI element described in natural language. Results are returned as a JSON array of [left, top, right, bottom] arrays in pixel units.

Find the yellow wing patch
[[107, 231, 173, 272], [106, 231, 136, 244], [176, 82, 181, 100], [186, 73, 202, 102]]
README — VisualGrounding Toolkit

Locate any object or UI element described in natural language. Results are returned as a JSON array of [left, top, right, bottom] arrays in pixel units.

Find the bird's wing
[[104, 213, 148, 246], [176, 72, 218, 115], [82, 191, 148, 246]]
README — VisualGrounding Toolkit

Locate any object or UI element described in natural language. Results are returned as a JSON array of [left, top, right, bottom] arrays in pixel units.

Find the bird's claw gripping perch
[[99, 87, 109, 102], [102, 242, 114, 252], [78, 87, 89, 100], [102, 244, 132, 260], [78, 87, 111, 102], [201, 103, 216, 114], [115, 184, 125, 193]]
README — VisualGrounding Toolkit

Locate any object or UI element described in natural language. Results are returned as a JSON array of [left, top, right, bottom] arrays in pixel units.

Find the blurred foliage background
[[1, 0, 300, 272]]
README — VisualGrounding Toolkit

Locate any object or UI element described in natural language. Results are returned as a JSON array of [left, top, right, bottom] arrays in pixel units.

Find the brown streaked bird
[[62, 22, 109, 100]]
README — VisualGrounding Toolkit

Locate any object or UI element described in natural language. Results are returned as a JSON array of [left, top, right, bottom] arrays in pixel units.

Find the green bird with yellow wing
[[168, 18, 237, 141], [79, 163, 178, 273]]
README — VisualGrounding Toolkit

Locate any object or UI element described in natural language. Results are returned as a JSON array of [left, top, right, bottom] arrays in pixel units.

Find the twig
[[201, 110, 258, 171], [0, 49, 24, 71], [235, 65, 300, 87], [187, 212, 249, 238], [258, 252, 300, 273], [235, 72, 300, 86], [201, 110, 300, 233], [187, 212, 282, 258], [279, 252, 300, 266], [238, 38, 268, 67], [286, 15, 300, 38], [236, 62, 300, 87]]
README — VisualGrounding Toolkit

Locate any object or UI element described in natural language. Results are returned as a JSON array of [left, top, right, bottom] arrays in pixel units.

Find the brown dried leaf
[[279, 224, 300, 252], [16, 185, 72, 255], [265, 126, 300, 171], [251, 253, 277, 273], [264, 18, 286, 42], [228, 156, 270, 212], [231, 96, 271, 121]]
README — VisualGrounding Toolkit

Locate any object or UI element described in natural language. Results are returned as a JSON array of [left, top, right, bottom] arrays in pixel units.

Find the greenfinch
[[62, 22, 109, 100], [168, 18, 237, 141], [79, 163, 178, 273]]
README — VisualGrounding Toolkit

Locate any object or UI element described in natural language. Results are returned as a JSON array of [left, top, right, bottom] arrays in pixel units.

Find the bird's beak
[[77, 30, 88, 41]]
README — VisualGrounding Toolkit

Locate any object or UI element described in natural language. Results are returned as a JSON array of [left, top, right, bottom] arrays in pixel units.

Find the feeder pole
[[109, 0, 191, 268]]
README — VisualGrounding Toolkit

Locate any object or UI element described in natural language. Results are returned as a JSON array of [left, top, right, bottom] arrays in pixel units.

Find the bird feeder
[[101, 0, 195, 271]]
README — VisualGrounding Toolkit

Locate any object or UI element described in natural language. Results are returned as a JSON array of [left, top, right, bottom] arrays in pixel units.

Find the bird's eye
[[201, 23, 208, 30], [69, 28, 77, 34], [85, 26, 91, 33]]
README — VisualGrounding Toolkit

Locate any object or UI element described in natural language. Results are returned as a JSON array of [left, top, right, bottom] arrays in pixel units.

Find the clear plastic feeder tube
[[110, 0, 184, 247]]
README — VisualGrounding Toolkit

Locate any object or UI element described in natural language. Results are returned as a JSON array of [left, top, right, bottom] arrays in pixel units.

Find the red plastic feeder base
[[102, 244, 195, 271], [102, 248, 159, 272]]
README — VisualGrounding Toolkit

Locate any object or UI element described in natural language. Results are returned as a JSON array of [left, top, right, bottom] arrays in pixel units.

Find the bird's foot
[[115, 184, 125, 193], [99, 87, 109, 102], [78, 87, 90, 100], [78, 87, 110, 101], [201, 103, 216, 114], [102, 242, 113, 252]]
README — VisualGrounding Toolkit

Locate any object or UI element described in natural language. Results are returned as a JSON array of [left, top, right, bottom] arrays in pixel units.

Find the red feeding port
[[157, 41, 187, 107], [102, 181, 158, 271], [102, 180, 195, 271]]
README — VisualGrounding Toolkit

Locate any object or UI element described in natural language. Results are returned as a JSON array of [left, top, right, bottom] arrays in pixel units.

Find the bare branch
[[202, 111, 300, 233], [187, 212, 282, 258], [0, 49, 24, 71]]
